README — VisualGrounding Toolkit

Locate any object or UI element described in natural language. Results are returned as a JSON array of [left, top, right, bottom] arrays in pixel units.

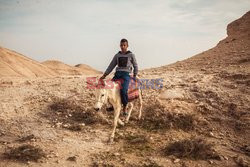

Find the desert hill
[[0, 47, 57, 77], [42, 60, 101, 76], [41, 60, 82, 76], [0, 48, 101, 77], [75, 64, 102, 75]]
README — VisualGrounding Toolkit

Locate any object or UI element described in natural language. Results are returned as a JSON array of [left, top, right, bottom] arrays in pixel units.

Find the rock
[[113, 152, 120, 156], [25, 81, 32, 85], [219, 155, 224, 161], [62, 124, 69, 128], [47, 155, 53, 158], [208, 160, 213, 164], [67, 156, 77, 162], [234, 156, 248, 167], [0, 131, 5, 136], [245, 145, 250, 152], [47, 97, 52, 102], [209, 132, 215, 137], [173, 158, 180, 163], [56, 122, 62, 127]]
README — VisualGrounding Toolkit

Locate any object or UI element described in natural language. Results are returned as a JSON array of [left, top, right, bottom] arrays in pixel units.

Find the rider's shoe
[[122, 105, 128, 116]]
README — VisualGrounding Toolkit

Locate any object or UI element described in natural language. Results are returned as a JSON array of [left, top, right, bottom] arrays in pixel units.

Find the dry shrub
[[141, 162, 163, 167], [140, 100, 195, 132], [127, 161, 163, 167], [163, 138, 220, 160], [240, 145, 250, 156], [49, 98, 83, 113], [4, 144, 46, 162], [125, 134, 149, 145], [234, 120, 248, 131], [47, 98, 104, 131], [17, 134, 36, 142], [66, 123, 84, 131], [219, 72, 249, 80], [123, 133, 153, 155], [238, 58, 250, 64], [70, 111, 98, 125]]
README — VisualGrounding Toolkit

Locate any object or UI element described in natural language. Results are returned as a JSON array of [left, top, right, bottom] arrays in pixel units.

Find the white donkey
[[92, 78, 143, 142]]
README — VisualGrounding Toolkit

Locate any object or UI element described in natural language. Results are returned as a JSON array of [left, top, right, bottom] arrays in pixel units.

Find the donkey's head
[[93, 79, 108, 111]]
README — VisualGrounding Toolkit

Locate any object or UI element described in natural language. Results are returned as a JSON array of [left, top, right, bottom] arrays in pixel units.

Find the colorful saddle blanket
[[128, 77, 140, 102]]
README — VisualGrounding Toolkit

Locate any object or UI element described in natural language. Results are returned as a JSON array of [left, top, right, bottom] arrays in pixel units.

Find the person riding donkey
[[100, 38, 138, 116]]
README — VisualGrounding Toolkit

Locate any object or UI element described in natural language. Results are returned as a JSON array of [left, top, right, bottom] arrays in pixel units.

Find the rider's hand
[[100, 74, 106, 80]]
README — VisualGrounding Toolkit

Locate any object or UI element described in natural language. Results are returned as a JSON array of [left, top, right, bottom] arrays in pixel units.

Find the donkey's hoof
[[118, 120, 125, 126]]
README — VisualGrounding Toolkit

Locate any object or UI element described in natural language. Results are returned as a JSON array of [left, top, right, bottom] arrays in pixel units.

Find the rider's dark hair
[[120, 38, 128, 43]]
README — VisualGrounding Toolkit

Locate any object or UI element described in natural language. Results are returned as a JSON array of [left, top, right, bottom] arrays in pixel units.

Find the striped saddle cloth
[[128, 77, 140, 102]]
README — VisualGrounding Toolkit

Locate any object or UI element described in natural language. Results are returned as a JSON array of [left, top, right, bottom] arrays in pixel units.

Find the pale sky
[[0, 0, 249, 71]]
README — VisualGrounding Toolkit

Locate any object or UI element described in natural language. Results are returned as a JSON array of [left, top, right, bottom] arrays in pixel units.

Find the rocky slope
[[149, 11, 250, 73]]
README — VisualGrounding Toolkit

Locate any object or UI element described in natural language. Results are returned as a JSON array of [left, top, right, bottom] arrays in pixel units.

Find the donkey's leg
[[138, 90, 143, 120], [118, 118, 124, 126], [125, 103, 133, 123], [109, 106, 121, 143]]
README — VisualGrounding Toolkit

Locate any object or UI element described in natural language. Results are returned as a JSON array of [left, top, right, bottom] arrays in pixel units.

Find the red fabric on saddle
[[128, 77, 140, 102], [128, 89, 139, 102]]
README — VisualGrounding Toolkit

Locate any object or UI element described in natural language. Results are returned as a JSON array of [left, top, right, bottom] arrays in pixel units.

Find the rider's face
[[120, 42, 128, 53]]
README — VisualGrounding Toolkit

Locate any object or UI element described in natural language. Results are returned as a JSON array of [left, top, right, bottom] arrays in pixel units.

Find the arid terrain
[[0, 11, 249, 167]]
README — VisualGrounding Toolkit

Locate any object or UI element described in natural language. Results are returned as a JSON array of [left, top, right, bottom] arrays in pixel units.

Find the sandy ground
[[0, 68, 249, 166]]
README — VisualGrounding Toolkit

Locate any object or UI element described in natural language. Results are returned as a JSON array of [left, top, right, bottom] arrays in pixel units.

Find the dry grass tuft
[[4, 144, 46, 162], [163, 138, 220, 160], [45, 98, 105, 131], [140, 100, 195, 132]]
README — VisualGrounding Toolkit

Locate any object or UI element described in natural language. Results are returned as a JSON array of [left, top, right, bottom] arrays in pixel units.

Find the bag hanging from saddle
[[128, 77, 140, 102]]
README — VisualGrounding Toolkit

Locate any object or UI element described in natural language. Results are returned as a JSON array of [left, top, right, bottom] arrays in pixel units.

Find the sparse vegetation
[[4, 145, 46, 162], [140, 101, 195, 132], [163, 138, 220, 160], [17, 134, 36, 142], [123, 133, 154, 155], [46, 98, 105, 131]]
